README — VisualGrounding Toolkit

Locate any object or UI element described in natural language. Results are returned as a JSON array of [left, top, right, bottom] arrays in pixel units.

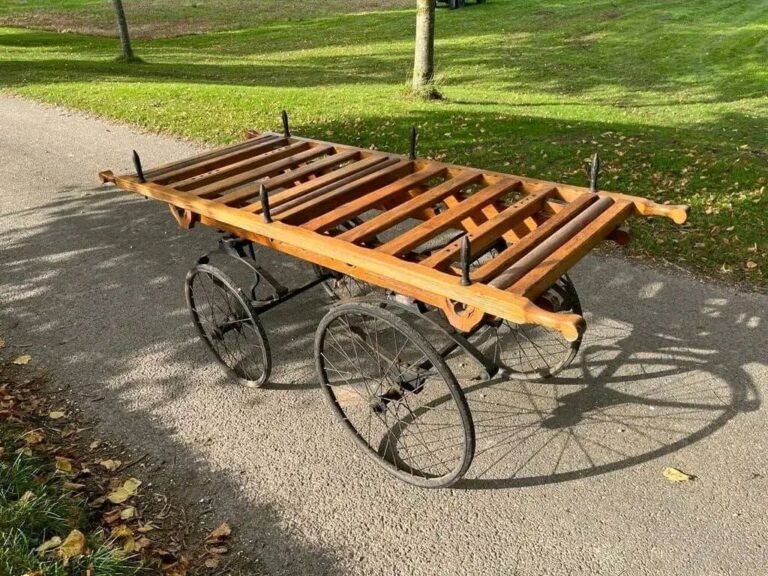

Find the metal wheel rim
[[185, 264, 271, 387], [315, 303, 475, 488]]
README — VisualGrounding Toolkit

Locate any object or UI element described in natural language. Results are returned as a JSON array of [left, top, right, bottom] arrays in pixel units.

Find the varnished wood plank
[[303, 164, 447, 232], [112, 174, 586, 341], [243, 155, 389, 214], [338, 171, 481, 244], [420, 187, 555, 270], [378, 178, 521, 256], [510, 200, 633, 299], [214, 149, 360, 206], [471, 194, 598, 282], [167, 139, 302, 189], [275, 160, 413, 223], [186, 145, 333, 198], [144, 134, 279, 180]]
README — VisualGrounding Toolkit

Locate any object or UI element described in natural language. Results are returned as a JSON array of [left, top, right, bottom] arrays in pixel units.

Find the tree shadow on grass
[[1, 0, 765, 104]]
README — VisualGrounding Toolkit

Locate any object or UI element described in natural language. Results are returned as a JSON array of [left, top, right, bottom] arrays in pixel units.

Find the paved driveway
[[1, 96, 767, 575]]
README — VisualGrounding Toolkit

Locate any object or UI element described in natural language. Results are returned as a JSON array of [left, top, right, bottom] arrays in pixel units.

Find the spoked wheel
[[185, 264, 271, 387], [315, 303, 475, 488], [480, 275, 583, 380]]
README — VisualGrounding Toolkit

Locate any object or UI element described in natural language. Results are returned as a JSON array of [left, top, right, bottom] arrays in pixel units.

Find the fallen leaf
[[63, 481, 86, 491], [49, 410, 66, 419], [0, 337, 5, 349], [89, 440, 101, 450], [36, 536, 62, 554], [204, 556, 221, 569], [138, 522, 157, 533], [12, 355, 31, 365], [206, 522, 231, 543], [21, 571, 43, 576], [100, 459, 121, 471], [207, 546, 227, 555], [135, 536, 152, 551], [663, 467, 696, 483], [746, 261, 758, 270], [123, 537, 136, 554], [112, 524, 134, 539], [23, 429, 45, 445], [107, 477, 142, 504], [59, 529, 86, 560], [55, 457, 74, 475], [120, 506, 136, 520]]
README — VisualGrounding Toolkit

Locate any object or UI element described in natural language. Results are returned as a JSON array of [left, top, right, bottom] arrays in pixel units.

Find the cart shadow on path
[[0, 184, 765, 504]]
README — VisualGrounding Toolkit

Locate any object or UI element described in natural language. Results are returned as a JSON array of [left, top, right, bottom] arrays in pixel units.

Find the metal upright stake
[[460, 235, 472, 286], [409, 126, 418, 161], [589, 152, 600, 193], [282, 110, 291, 138], [132, 150, 146, 183], [260, 184, 273, 223]]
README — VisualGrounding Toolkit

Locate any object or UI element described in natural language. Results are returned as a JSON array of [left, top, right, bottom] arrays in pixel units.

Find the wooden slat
[[242, 155, 389, 214], [167, 139, 300, 189], [304, 164, 447, 232], [419, 187, 555, 270], [274, 160, 413, 223], [144, 134, 278, 180], [510, 200, 633, 299], [338, 171, 481, 244], [471, 193, 598, 282], [378, 178, 521, 256], [187, 145, 333, 198], [214, 149, 360, 206]]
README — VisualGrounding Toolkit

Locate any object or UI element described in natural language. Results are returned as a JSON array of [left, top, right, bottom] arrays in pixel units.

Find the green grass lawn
[[1, 0, 766, 287]]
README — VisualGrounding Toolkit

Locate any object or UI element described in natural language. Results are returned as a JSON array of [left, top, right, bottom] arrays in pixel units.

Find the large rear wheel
[[315, 303, 474, 487]]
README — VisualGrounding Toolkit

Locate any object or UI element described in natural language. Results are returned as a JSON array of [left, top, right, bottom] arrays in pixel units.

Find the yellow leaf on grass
[[63, 481, 85, 491], [107, 477, 142, 503], [100, 459, 122, 471], [49, 411, 66, 420], [120, 506, 136, 520], [12, 355, 31, 365], [55, 457, 74, 475], [112, 524, 134, 538], [36, 536, 62, 554], [23, 430, 45, 445], [663, 467, 696, 483], [59, 529, 86, 560], [205, 522, 231, 543]]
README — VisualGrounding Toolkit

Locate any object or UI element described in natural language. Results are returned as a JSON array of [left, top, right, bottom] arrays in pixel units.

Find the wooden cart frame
[[100, 117, 688, 487]]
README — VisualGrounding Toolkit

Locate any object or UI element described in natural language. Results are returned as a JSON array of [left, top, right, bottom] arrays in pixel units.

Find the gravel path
[[2, 95, 767, 575]]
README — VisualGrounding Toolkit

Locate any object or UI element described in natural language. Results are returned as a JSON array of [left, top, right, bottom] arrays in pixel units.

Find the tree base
[[409, 82, 443, 101], [114, 54, 144, 64]]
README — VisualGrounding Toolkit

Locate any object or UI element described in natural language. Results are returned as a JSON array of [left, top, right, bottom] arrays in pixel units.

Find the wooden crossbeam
[[419, 187, 556, 270], [471, 193, 598, 282], [215, 149, 360, 206], [275, 160, 413, 223], [338, 171, 481, 244], [187, 144, 332, 198], [378, 178, 521, 256], [243, 155, 390, 214], [510, 200, 633, 299], [304, 164, 447, 232]]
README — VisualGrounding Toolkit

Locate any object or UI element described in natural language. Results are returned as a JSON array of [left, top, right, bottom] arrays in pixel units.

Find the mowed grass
[[0, 0, 766, 286]]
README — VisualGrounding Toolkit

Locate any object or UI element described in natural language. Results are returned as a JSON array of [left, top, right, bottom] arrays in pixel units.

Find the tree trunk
[[112, 0, 135, 61], [412, 0, 436, 95]]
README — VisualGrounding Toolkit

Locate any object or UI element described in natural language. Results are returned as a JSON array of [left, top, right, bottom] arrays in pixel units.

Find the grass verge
[[0, 0, 766, 287]]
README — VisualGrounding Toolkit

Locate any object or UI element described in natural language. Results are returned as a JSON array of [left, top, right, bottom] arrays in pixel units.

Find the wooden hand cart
[[100, 115, 688, 487]]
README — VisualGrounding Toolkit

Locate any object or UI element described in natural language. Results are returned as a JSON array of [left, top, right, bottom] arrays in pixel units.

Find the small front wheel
[[185, 264, 271, 387], [315, 303, 474, 487]]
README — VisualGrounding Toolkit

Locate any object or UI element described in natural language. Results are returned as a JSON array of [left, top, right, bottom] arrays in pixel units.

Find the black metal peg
[[589, 152, 600, 193], [409, 126, 417, 161], [281, 110, 291, 138], [460, 235, 472, 286], [260, 184, 272, 223], [132, 150, 146, 183]]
